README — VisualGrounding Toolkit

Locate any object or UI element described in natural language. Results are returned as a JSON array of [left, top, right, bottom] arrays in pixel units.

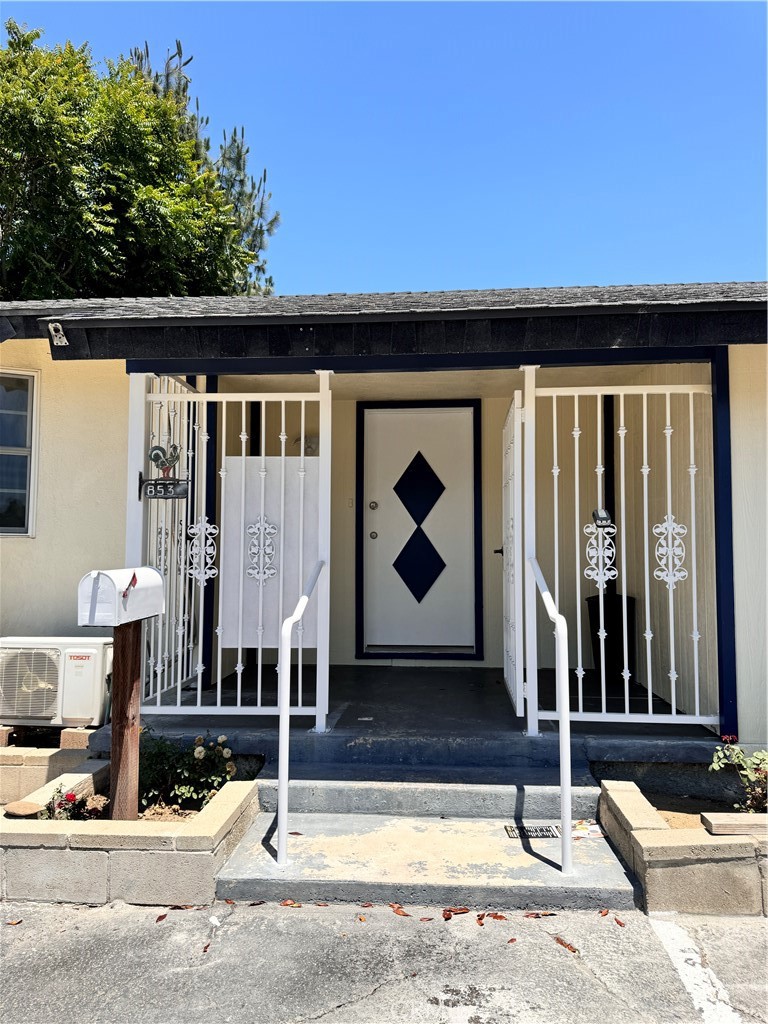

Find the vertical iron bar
[[689, 393, 701, 717], [573, 396, 584, 713], [664, 392, 677, 714], [618, 394, 630, 713]]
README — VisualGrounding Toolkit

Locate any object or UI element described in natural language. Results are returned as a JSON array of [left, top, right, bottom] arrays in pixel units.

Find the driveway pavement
[[0, 900, 765, 1024]]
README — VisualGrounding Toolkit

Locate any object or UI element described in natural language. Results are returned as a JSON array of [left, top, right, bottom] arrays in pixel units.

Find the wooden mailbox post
[[78, 567, 164, 820]]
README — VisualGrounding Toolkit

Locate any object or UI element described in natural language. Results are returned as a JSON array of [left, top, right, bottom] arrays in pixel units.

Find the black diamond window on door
[[393, 451, 445, 525], [392, 527, 446, 603], [392, 452, 446, 602]]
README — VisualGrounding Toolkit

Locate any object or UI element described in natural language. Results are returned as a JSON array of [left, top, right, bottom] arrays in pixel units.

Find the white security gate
[[505, 369, 720, 734], [501, 392, 524, 713], [132, 373, 332, 729]]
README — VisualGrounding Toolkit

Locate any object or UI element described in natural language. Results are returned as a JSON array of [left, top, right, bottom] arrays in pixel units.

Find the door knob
[[370, 531, 378, 540], [369, 501, 378, 510]]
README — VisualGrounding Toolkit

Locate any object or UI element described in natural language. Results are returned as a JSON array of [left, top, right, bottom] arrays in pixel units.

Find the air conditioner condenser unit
[[0, 637, 113, 728]]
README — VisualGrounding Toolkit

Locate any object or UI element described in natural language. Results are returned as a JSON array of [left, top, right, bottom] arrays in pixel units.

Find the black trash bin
[[586, 593, 636, 684]]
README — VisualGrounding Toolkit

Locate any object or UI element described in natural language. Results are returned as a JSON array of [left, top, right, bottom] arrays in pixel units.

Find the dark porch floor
[[148, 663, 715, 740]]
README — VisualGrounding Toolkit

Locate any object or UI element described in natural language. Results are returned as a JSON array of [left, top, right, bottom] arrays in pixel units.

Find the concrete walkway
[[217, 810, 636, 909], [1, 901, 764, 1024]]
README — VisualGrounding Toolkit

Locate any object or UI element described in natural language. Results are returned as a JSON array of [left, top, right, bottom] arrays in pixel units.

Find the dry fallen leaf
[[314, 902, 329, 907], [476, 914, 486, 926], [446, 907, 470, 915], [393, 907, 411, 917], [169, 905, 193, 911], [524, 911, 558, 919], [289, 903, 303, 909], [614, 917, 626, 928], [442, 910, 452, 921], [202, 942, 210, 954], [358, 915, 366, 923], [599, 909, 609, 917], [555, 936, 579, 954], [388, 902, 402, 910], [488, 913, 507, 921], [507, 938, 517, 944], [419, 917, 434, 922], [248, 901, 266, 907], [5, 920, 22, 926], [224, 899, 235, 905], [289, 831, 303, 836], [155, 913, 167, 924], [360, 902, 374, 908], [280, 899, 296, 907]]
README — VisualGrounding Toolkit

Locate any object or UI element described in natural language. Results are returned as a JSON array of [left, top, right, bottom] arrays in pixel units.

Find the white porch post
[[314, 370, 333, 732], [125, 373, 150, 566], [523, 365, 539, 736]]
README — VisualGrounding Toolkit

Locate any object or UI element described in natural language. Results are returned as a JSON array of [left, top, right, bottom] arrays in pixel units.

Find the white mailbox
[[78, 567, 165, 627]]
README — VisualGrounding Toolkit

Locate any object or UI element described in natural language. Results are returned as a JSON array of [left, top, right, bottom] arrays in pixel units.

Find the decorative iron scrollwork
[[246, 516, 278, 584], [653, 514, 688, 590], [583, 522, 618, 590], [187, 516, 219, 586]]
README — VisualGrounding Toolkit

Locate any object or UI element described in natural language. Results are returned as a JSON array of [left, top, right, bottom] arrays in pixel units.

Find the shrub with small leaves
[[139, 728, 237, 810], [709, 738, 768, 813]]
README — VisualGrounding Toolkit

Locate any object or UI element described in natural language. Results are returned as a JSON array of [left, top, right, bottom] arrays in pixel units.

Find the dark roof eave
[[38, 297, 768, 332]]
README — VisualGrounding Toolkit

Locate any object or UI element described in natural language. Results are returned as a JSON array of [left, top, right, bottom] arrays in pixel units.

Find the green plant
[[709, 737, 768, 813], [139, 729, 236, 810], [40, 785, 109, 820]]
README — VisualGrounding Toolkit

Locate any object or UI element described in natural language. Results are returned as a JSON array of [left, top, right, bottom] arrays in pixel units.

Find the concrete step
[[92, 725, 590, 771], [255, 776, 600, 820], [216, 811, 637, 911]]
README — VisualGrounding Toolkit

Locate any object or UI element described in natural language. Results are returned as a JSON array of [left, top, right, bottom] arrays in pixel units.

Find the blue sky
[[4, 1, 766, 295]]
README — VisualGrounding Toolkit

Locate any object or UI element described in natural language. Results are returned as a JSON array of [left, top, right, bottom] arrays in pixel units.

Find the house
[[1, 283, 766, 752]]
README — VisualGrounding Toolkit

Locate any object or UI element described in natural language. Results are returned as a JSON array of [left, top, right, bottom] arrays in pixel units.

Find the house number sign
[[138, 473, 189, 500]]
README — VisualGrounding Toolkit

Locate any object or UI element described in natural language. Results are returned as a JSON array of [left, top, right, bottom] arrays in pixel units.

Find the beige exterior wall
[[0, 338, 128, 637], [729, 345, 767, 748]]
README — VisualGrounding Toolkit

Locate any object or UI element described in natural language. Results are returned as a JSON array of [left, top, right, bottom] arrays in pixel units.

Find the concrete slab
[[217, 811, 637, 910]]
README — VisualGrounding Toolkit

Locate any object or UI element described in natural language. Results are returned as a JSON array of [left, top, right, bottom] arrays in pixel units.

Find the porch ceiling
[[217, 362, 711, 400]]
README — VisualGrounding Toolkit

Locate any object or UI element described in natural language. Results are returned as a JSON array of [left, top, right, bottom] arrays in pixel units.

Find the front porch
[[96, 665, 719, 777], [131, 359, 728, 743]]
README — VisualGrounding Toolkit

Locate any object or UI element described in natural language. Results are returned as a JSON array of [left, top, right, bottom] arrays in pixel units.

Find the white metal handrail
[[276, 559, 325, 866], [527, 556, 574, 875]]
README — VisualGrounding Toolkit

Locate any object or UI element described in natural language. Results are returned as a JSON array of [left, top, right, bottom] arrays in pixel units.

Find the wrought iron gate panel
[[531, 383, 718, 726], [138, 376, 332, 724], [506, 374, 719, 732]]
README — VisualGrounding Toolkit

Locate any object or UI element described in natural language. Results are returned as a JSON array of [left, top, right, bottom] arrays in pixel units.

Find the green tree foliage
[[0, 21, 278, 299]]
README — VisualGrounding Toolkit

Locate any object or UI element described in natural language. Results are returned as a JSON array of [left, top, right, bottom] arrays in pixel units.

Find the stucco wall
[[729, 345, 767, 748], [0, 338, 128, 637]]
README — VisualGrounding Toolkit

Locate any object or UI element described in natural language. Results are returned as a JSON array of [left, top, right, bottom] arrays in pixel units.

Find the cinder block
[[175, 782, 259, 851], [643, 860, 763, 915], [0, 748, 35, 767], [59, 728, 94, 750], [68, 821, 177, 850], [20, 748, 62, 766], [5, 847, 108, 904], [599, 782, 670, 833], [0, 766, 23, 804], [632, 828, 758, 865], [109, 849, 217, 905], [0, 819, 69, 847], [0, 726, 13, 748]]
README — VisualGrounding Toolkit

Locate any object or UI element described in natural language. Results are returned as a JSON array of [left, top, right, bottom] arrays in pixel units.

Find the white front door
[[362, 404, 478, 652]]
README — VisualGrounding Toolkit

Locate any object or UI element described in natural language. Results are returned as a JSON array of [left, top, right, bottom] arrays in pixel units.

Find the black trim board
[[355, 400, 484, 661], [126, 345, 722, 377], [712, 350, 738, 737]]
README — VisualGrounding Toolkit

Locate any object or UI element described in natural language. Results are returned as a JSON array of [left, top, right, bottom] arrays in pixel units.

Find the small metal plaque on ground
[[505, 824, 562, 839]]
